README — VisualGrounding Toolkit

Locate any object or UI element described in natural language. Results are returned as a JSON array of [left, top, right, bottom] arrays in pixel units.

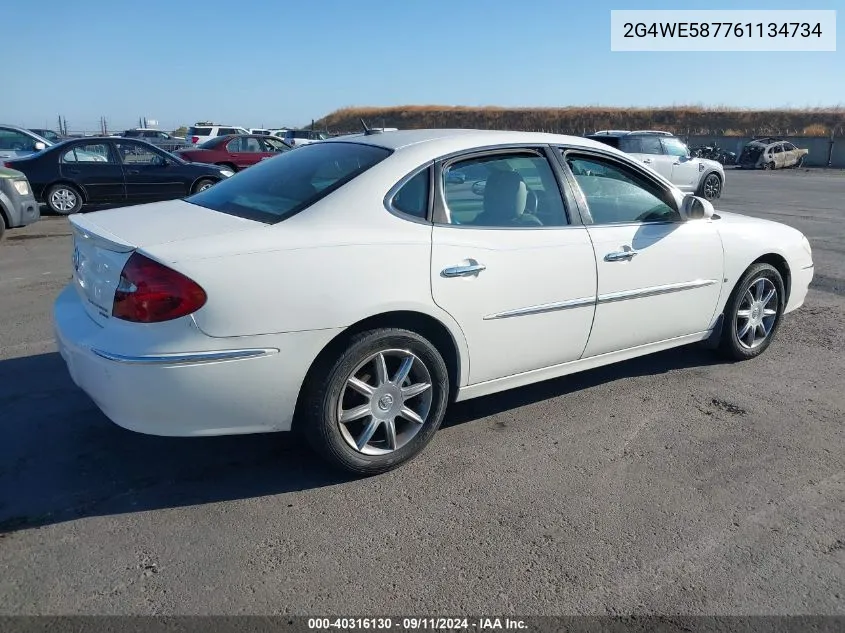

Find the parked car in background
[[738, 138, 809, 170], [119, 128, 190, 152], [175, 134, 290, 172], [283, 129, 329, 147], [29, 128, 64, 143], [186, 123, 251, 145], [51, 129, 812, 474], [0, 125, 53, 160], [249, 128, 272, 135], [586, 130, 725, 200], [4, 137, 232, 215], [0, 167, 40, 239]]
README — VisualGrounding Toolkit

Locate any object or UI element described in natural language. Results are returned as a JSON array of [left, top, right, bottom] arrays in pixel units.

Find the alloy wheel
[[703, 174, 721, 199], [50, 188, 77, 212], [336, 349, 433, 455], [735, 277, 779, 350]]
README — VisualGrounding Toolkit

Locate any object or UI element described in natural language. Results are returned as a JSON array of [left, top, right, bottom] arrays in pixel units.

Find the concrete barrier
[[686, 135, 842, 167]]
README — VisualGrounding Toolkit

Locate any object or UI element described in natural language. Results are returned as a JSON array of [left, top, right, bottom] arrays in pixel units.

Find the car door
[[771, 143, 785, 168], [224, 136, 266, 169], [114, 140, 186, 201], [558, 148, 724, 358], [634, 135, 673, 181], [58, 141, 125, 203], [661, 137, 700, 192], [259, 136, 290, 162], [429, 147, 598, 385]]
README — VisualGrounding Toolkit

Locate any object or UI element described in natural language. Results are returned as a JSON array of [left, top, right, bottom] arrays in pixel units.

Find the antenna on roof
[[360, 118, 382, 135]]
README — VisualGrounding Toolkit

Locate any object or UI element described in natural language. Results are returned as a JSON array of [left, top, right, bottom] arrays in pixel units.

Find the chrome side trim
[[483, 296, 596, 320], [91, 348, 279, 365], [597, 279, 718, 304]]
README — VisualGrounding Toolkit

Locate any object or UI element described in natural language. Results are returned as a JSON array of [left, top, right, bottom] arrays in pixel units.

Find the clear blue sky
[[3, 0, 842, 132]]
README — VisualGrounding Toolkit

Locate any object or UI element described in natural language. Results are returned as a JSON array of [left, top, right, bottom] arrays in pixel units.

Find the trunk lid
[[68, 199, 260, 325]]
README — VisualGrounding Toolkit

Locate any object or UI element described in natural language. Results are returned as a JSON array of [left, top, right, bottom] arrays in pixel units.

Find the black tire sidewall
[[304, 328, 450, 475], [701, 173, 721, 199], [720, 263, 786, 360], [193, 178, 215, 194], [46, 184, 82, 215]]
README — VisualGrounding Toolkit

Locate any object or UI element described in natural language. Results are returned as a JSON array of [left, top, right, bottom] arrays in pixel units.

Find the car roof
[[323, 128, 622, 154]]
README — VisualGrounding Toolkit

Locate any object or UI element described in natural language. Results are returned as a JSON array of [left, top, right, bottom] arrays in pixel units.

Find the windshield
[[186, 141, 391, 224]]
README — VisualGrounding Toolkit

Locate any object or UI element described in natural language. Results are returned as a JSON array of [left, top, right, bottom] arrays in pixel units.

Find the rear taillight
[[191, 136, 199, 144], [112, 253, 206, 323], [3, 162, 14, 169]]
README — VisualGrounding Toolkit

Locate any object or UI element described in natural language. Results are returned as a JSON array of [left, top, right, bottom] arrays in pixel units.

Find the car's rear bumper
[[53, 284, 341, 436]]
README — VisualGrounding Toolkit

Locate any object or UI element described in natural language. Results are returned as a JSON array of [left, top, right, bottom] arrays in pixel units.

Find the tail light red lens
[[3, 162, 14, 169], [191, 136, 199, 144], [112, 253, 207, 323]]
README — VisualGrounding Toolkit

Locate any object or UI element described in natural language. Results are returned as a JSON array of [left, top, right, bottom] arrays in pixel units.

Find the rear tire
[[301, 328, 450, 475], [46, 183, 83, 215], [717, 263, 785, 361]]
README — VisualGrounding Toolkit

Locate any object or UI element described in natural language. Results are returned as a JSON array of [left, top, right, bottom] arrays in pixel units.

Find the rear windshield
[[186, 141, 392, 223], [188, 127, 212, 136], [197, 136, 226, 149]]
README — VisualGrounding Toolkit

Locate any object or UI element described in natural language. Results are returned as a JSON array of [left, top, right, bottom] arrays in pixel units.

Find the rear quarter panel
[[142, 160, 471, 383]]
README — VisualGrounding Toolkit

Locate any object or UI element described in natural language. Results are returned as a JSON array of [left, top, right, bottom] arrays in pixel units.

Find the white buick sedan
[[54, 129, 814, 474]]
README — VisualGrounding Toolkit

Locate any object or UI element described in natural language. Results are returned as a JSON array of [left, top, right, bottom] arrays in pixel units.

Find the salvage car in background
[[0, 167, 40, 239], [5, 138, 231, 215], [52, 129, 813, 475], [175, 134, 290, 171], [738, 138, 809, 169], [587, 130, 725, 200]]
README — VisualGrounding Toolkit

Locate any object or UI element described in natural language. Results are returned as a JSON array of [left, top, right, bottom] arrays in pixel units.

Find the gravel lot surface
[[1, 169, 843, 615]]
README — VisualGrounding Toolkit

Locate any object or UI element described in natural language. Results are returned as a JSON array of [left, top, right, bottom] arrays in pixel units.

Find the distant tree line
[[315, 105, 845, 137]]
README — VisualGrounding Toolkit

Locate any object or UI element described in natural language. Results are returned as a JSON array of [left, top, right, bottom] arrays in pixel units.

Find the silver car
[[0, 125, 52, 160]]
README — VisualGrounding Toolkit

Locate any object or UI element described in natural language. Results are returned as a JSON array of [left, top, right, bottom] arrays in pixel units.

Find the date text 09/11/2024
[[307, 618, 528, 630]]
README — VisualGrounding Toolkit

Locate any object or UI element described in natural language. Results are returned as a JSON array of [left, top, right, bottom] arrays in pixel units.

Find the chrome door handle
[[442, 263, 486, 277], [604, 250, 638, 262]]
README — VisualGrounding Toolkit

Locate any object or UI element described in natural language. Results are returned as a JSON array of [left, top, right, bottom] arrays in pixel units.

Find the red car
[[174, 134, 290, 172]]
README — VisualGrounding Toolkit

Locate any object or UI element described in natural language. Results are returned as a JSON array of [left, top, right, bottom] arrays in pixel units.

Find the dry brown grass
[[317, 105, 845, 137]]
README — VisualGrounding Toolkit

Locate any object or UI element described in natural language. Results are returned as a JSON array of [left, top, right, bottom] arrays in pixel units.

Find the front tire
[[301, 328, 450, 475], [718, 263, 785, 361], [46, 183, 83, 215], [192, 178, 216, 194], [699, 173, 722, 200]]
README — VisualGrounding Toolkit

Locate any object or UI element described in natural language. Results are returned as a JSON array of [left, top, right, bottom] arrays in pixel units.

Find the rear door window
[[618, 137, 642, 153], [638, 137, 663, 155], [186, 141, 392, 223]]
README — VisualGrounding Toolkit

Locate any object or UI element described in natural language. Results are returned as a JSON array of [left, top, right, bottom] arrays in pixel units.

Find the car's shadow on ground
[[0, 346, 723, 534]]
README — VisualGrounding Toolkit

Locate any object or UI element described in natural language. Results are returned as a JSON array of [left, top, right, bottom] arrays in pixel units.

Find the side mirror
[[34, 142, 46, 151], [681, 194, 714, 220]]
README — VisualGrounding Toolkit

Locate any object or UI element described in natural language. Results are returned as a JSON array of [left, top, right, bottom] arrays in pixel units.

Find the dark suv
[[586, 130, 726, 200]]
